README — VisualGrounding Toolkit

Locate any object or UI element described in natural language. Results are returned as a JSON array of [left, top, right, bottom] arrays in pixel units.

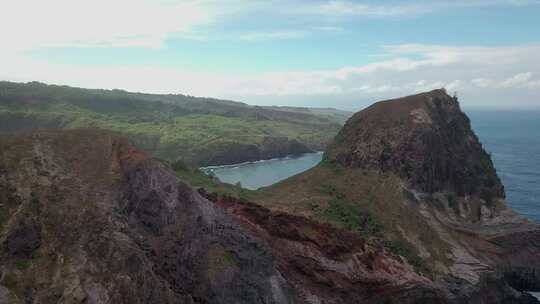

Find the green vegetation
[[319, 199, 383, 234], [0, 81, 347, 166], [318, 184, 339, 196], [253, 165, 453, 277], [206, 245, 237, 281], [171, 159, 189, 172], [2, 272, 16, 289], [15, 259, 30, 271], [384, 239, 428, 276], [319, 153, 337, 167], [172, 163, 262, 201]]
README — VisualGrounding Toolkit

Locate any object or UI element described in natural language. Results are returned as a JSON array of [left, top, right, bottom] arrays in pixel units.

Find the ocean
[[205, 110, 540, 224], [468, 110, 540, 223]]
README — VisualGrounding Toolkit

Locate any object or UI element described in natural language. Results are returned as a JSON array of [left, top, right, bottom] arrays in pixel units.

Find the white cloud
[[2, 0, 539, 53], [0, 0, 226, 51], [238, 31, 308, 41], [472, 72, 540, 88], [300, 0, 540, 18], [305, 1, 428, 17], [1, 0, 539, 111], [1, 37, 540, 109]]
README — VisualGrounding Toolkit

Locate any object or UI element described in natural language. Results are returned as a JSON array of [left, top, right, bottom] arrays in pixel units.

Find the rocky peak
[[326, 89, 504, 200]]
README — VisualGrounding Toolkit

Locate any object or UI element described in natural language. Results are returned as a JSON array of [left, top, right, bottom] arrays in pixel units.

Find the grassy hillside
[[174, 160, 449, 276], [0, 81, 349, 166]]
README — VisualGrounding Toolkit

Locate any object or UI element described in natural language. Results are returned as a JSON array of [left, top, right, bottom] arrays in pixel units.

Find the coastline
[[200, 151, 324, 171]]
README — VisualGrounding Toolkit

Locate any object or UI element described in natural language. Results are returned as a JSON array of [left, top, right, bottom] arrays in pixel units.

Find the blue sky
[[2, 0, 540, 110]]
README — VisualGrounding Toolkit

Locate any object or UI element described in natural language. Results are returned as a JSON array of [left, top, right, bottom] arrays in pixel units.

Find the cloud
[[472, 72, 540, 88], [0, 0, 228, 51], [300, 0, 540, 18], [2, 0, 539, 53], [238, 31, 308, 41], [220, 43, 540, 108], [1, 41, 540, 109], [304, 1, 429, 17]]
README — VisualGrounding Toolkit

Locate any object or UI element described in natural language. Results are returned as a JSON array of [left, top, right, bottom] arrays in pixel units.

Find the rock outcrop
[[1, 88, 539, 303], [327, 89, 504, 200], [0, 130, 297, 303], [0, 130, 444, 304], [200, 192, 440, 304], [323, 89, 540, 301]]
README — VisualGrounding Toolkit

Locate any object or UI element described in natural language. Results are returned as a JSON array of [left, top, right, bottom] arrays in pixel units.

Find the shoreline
[[200, 151, 324, 171]]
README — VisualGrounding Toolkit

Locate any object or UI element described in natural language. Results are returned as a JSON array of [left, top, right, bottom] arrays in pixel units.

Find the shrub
[[15, 259, 30, 271], [2, 272, 16, 289], [319, 153, 337, 167], [319, 184, 337, 196], [319, 199, 383, 234], [384, 239, 428, 275], [171, 159, 189, 172]]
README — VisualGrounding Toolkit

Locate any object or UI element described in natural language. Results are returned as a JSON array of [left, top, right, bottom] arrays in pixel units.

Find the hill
[[246, 89, 540, 302], [0, 130, 441, 304], [2, 89, 539, 303], [0, 81, 349, 166]]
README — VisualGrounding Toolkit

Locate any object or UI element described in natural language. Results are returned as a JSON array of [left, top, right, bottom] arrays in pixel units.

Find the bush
[[384, 239, 428, 275], [319, 199, 383, 234], [319, 184, 337, 196], [15, 259, 30, 271], [171, 159, 189, 171], [319, 153, 337, 167], [2, 272, 16, 289]]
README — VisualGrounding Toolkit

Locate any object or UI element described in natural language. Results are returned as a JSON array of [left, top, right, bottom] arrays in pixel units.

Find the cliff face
[[0, 130, 298, 303], [200, 193, 438, 304], [322, 90, 540, 297], [0, 130, 436, 304], [1, 87, 539, 304], [327, 89, 504, 200], [253, 89, 540, 303]]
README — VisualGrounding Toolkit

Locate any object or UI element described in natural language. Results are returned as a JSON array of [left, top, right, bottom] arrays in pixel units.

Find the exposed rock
[[1, 88, 539, 304], [322, 89, 540, 301], [0, 130, 296, 304], [327, 89, 504, 200], [4, 218, 41, 258], [200, 192, 442, 304]]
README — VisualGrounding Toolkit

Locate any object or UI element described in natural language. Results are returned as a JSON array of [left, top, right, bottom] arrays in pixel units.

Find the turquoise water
[[202, 152, 323, 190], [468, 111, 540, 223]]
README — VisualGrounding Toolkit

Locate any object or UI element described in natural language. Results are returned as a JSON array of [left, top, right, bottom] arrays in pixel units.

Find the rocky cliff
[[0, 130, 298, 303], [1, 88, 539, 304], [326, 89, 504, 200], [0, 130, 439, 304], [321, 89, 540, 299], [252, 89, 540, 303]]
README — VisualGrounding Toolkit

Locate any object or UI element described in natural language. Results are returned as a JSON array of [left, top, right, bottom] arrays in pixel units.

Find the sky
[[1, 0, 540, 111]]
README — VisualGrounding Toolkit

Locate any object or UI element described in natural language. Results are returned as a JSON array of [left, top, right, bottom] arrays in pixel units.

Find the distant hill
[[0, 81, 351, 166]]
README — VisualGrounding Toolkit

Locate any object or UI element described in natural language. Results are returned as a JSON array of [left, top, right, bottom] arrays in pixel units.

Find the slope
[[0, 81, 348, 166], [250, 89, 540, 303]]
